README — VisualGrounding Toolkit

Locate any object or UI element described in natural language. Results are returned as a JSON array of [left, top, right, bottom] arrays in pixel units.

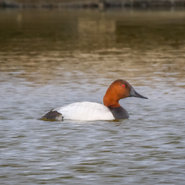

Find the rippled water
[[0, 10, 185, 185]]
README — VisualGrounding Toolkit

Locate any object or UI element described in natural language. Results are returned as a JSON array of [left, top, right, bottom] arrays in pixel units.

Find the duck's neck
[[103, 88, 129, 119], [103, 91, 120, 108]]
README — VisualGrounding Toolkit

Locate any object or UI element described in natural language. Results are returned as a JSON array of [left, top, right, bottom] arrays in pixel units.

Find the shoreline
[[1, 0, 185, 9]]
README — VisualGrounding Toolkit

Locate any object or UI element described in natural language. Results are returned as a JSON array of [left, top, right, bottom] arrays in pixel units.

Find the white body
[[55, 102, 115, 121]]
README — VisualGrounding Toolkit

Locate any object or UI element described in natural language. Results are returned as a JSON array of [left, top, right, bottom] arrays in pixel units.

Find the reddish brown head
[[103, 79, 147, 108]]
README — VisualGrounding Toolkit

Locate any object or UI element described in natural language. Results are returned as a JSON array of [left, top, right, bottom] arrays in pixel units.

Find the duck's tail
[[40, 109, 63, 121]]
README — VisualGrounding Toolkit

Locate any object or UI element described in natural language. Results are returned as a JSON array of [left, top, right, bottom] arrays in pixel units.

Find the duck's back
[[55, 102, 114, 121]]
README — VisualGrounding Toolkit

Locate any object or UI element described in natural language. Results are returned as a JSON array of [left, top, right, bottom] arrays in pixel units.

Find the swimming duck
[[41, 79, 147, 121]]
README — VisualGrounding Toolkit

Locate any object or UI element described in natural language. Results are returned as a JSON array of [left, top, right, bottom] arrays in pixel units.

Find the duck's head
[[103, 79, 147, 107]]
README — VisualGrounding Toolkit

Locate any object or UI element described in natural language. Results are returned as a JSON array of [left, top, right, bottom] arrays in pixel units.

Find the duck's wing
[[55, 102, 114, 121]]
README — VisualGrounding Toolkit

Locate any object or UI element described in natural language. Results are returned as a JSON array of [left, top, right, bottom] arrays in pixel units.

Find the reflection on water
[[0, 10, 185, 185], [1, 10, 185, 51]]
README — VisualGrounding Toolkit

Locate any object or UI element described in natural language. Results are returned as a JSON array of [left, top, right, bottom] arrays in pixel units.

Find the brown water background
[[0, 10, 185, 185]]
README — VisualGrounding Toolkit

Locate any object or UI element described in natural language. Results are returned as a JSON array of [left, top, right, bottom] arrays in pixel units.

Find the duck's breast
[[55, 102, 115, 121]]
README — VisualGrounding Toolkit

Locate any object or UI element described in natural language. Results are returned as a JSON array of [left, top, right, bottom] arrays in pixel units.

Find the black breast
[[108, 106, 129, 119]]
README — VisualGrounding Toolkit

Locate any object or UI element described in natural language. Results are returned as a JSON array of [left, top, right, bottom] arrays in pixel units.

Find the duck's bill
[[130, 87, 148, 99]]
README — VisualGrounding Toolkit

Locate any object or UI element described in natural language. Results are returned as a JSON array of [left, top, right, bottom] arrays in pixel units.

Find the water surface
[[0, 10, 185, 185]]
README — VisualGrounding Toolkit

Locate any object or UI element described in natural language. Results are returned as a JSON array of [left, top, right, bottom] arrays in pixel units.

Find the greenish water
[[0, 10, 185, 185]]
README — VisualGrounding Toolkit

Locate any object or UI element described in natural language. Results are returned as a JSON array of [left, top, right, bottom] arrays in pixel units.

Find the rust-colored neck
[[103, 80, 130, 108], [103, 95, 120, 108], [103, 85, 121, 108]]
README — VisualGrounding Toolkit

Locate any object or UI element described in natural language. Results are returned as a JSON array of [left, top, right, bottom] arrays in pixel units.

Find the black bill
[[130, 87, 148, 99]]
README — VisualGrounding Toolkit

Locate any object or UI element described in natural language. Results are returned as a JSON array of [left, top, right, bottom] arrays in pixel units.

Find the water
[[0, 9, 185, 185]]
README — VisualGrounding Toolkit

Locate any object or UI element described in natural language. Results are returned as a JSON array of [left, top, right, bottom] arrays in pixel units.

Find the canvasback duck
[[41, 79, 147, 121]]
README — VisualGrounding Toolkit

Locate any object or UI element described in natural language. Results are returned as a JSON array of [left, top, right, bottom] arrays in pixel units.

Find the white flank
[[55, 102, 114, 121]]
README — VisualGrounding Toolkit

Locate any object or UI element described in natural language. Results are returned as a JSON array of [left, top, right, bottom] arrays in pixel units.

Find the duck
[[41, 79, 147, 121]]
